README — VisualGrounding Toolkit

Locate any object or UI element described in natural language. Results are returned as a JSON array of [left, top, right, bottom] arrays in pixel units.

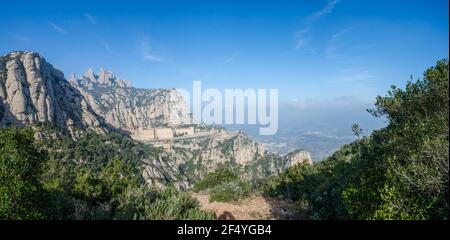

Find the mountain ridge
[[0, 50, 312, 190], [69, 67, 192, 133]]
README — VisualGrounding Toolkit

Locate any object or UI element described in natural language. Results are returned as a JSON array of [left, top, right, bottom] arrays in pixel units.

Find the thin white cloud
[[222, 52, 239, 64], [337, 66, 368, 74], [99, 39, 113, 53], [338, 73, 374, 83], [143, 54, 165, 62], [104, 42, 112, 53], [49, 22, 68, 35], [85, 13, 95, 24], [353, 42, 393, 50], [295, 0, 340, 50], [294, 29, 312, 50], [325, 27, 354, 59], [335, 67, 375, 83], [140, 37, 165, 62], [307, 0, 340, 22], [11, 34, 32, 42], [92, 33, 113, 54]]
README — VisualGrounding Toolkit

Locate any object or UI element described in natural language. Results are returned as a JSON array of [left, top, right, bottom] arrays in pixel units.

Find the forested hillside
[[0, 125, 215, 220], [262, 59, 449, 220]]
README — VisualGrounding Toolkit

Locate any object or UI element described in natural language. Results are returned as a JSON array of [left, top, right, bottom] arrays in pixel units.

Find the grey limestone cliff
[[0, 51, 107, 135], [69, 68, 191, 133]]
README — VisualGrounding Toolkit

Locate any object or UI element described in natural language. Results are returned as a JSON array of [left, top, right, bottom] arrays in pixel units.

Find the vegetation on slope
[[0, 128, 47, 219], [0, 126, 215, 220], [262, 59, 449, 220], [193, 168, 252, 203]]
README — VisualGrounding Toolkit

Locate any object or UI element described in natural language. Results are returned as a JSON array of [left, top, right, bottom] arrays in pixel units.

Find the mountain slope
[[0, 51, 107, 135], [0, 50, 311, 191], [69, 68, 191, 133]]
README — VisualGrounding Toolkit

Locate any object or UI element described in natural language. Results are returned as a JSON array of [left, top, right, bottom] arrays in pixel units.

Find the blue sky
[[0, 0, 448, 105]]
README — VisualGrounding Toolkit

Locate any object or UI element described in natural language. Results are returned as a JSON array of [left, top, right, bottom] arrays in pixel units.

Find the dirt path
[[191, 193, 302, 220]]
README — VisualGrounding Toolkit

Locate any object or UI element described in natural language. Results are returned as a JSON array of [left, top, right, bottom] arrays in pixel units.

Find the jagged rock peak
[[76, 67, 132, 88], [85, 67, 96, 82]]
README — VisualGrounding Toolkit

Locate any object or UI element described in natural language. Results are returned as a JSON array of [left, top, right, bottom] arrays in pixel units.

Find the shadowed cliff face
[[69, 68, 192, 132], [0, 51, 107, 135]]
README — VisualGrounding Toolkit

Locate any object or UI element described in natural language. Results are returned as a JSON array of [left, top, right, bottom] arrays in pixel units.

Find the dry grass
[[191, 193, 302, 220]]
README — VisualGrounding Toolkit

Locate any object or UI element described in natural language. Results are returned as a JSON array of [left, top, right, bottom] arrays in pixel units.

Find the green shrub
[[209, 180, 251, 203], [0, 127, 48, 219], [116, 186, 216, 220], [192, 167, 238, 192]]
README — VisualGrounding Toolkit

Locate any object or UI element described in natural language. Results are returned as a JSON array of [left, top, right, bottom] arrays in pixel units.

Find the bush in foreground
[[209, 180, 251, 203]]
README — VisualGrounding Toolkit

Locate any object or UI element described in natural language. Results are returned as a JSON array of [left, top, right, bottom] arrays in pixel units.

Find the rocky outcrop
[[0, 51, 107, 135], [284, 150, 312, 168], [142, 155, 191, 190], [141, 131, 286, 189], [69, 68, 191, 133], [232, 132, 266, 165]]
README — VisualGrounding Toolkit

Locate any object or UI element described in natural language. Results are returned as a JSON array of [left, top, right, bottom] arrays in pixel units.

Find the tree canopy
[[263, 59, 449, 220]]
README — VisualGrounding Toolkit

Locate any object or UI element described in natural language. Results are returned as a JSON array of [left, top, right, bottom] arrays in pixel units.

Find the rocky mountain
[[0, 50, 312, 191], [142, 131, 287, 189], [0, 51, 107, 136], [69, 68, 191, 133], [0, 51, 192, 135], [142, 131, 316, 190]]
